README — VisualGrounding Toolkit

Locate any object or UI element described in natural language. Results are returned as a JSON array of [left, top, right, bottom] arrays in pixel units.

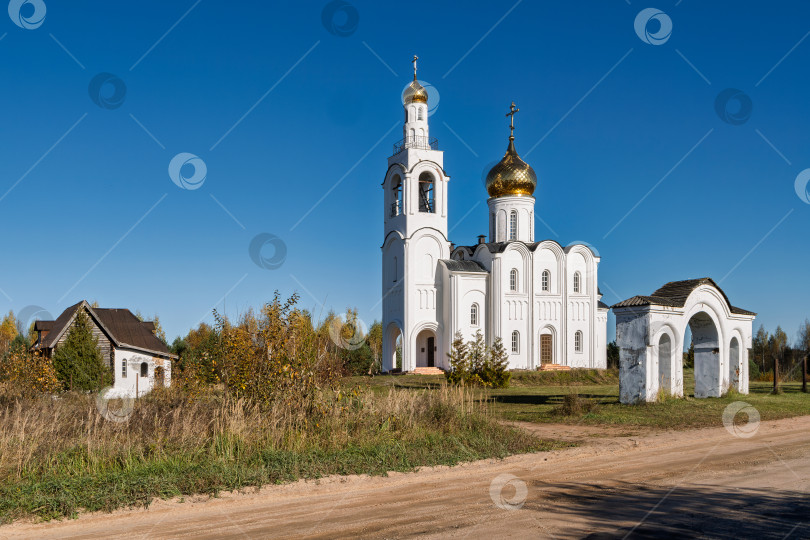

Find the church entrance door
[[427, 337, 435, 367], [541, 335, 553, 364]]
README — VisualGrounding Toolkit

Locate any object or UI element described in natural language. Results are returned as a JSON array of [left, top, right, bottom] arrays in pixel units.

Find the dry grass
[[0, 384, 548, 522]]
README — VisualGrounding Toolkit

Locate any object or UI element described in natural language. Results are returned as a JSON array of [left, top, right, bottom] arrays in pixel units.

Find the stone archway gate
[[612, 278, 756, 404]]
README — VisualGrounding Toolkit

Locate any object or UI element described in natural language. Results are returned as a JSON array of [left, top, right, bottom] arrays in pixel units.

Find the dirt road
[[5, 416, 809, 539]]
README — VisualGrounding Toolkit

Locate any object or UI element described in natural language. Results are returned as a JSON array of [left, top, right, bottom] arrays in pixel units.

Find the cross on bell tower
[[412, 55, 418, 80], [506, 102, 519, 139]]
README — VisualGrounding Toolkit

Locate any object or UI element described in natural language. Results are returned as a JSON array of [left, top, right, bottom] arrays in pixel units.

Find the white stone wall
[[111, 347, 169, 397]]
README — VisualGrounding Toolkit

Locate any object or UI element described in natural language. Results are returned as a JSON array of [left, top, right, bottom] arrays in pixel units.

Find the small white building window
[[573, 272, 581, 293], [574, 331, 583, 353], [509, 268, 518, 291], [511, 331, 520, 353], [541, 270, 550, 292], [417, 107, 424, 121], [140, 362, 148, 377], [509, 210, 517, 241], [121, 358, 127, 378], [470, 303, 479, 326]]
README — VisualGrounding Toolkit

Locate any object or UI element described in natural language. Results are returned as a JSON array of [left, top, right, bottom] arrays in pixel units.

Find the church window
[[471, 303, 479, 326], [391, 175, 403, 216], [121, 359, 127, 378], [542, 270, 550, 292], [509, 210, 517, 241], [509, 268, 518, 291], [573, 272, 581, 293], [140, 362, 148, 377], [393, 256, 397, 282], [574, 331, 583, 353], [417, 107, 424, 121], [511, 331, 520, 353], [418, 172, 435, 213]]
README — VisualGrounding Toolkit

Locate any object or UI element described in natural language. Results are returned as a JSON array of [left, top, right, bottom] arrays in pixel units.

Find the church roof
[[612, 278, 756, 316], [598, 300, 610, 310], [441, 259, 488, 273], [454, 240, 598, 257]]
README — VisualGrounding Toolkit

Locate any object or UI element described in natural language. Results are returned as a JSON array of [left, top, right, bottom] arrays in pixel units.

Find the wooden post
[[773, 354, 779, 394], [803, 356, 808, 393], [135, 375, 139, 399]]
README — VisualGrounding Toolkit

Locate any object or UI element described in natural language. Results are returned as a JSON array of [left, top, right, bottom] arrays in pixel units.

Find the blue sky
[[1, 0, 808, 344]]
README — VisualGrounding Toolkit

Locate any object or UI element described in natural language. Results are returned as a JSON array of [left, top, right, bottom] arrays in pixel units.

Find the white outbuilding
[[613, 278, 756, 403]]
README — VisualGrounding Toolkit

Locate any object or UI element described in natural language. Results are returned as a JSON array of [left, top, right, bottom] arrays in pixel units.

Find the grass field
[[351, 369, 810, 430], [0, 386, 549, 523]]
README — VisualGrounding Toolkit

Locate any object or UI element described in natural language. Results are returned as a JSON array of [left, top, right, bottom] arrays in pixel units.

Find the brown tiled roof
[[40, 301, 83, 348], [36, 301, 175, 357], [34, 320, 55, 332], [611, 278, 756, 316]]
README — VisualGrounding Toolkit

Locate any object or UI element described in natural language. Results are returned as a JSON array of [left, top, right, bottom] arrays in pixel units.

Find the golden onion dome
[[403, 75, 428, 105], [485, 136, 537, 198]]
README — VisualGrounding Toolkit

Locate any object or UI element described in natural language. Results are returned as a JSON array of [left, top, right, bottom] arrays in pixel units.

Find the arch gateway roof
[[612, 277, 756, 316]]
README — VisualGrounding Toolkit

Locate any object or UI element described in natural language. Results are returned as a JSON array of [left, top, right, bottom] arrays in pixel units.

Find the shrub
[[552, 392, 598, 416], [0, 347, 60, 400]]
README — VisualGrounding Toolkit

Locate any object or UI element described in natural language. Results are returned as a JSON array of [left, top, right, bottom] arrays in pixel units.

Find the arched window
[[392, 256, 397, 282], [140, 362, 148, 377], [417, 107, 424, 121], [470, 303, 479, 326], [573, 272, 581, 293], [418, 172, 435, 213], [509, 210, 517, 240], [511, 331, 520, 353], [509, 268, 518, 291], [574, 331, 583, 353], [391, 175, 402, 216], [121, 358, 127, 378], [541, 270, 550, 292]]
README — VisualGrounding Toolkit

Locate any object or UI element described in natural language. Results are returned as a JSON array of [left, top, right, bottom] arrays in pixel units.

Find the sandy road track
[[4, 416, 809, 539]]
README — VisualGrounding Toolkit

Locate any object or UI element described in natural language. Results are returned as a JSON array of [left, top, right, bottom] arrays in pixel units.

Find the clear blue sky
[[1, 0, 808, 345]]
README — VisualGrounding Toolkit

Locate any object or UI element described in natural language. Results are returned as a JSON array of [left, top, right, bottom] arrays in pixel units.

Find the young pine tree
[[486, 336, 511, 388], [52, 310, 111, 391], [445, 331, 469, 385]]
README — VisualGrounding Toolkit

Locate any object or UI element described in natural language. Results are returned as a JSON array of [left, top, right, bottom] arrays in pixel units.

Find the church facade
[[382, 61, 608, 372]]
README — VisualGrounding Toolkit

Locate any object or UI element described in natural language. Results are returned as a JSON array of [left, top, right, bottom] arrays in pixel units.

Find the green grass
[[353, 369, 810, 430]]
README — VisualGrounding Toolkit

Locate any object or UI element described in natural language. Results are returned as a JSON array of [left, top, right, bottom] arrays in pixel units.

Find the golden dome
[[485, 136, 537, 198], [403, 75, 428, 104]]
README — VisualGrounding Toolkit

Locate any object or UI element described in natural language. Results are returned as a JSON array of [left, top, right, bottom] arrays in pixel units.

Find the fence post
[[135, 375, 139, 399], [803, 356, 808, 393], [773, 355, 779, 394]]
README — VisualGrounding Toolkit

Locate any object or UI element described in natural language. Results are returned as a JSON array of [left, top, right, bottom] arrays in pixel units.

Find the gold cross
[[506, 102, 519, 137], [412, 55, 418, 79]]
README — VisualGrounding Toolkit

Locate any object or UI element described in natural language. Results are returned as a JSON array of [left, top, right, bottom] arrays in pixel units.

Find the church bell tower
[[381, 57, 451, 373]]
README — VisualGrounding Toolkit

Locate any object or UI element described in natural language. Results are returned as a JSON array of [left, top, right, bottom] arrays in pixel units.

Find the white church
[[381, 59, 608, 373]]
